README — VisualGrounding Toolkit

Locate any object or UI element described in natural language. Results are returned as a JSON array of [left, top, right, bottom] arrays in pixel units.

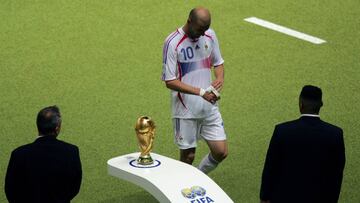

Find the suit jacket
[[260, 116, 345, 203], [5, 136, 82, 203]]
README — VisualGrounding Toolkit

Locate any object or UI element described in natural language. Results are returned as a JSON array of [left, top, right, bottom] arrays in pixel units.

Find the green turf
[[1, 0, 359, 202]]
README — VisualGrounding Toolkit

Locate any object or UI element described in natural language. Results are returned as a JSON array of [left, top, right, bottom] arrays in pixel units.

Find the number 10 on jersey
[[181, 47, 194, 60]]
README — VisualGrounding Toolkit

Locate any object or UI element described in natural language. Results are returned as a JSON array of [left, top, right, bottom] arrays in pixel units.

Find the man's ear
[[55, 123, 61, 135], [299, 99, 303, 111]]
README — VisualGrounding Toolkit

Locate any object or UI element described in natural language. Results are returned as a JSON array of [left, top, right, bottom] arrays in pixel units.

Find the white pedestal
[[107, 152, 234, 203]]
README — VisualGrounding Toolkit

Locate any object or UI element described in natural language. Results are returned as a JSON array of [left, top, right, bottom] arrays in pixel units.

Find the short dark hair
[[37, 106, 61, 135], [300, 85, 323, 113]]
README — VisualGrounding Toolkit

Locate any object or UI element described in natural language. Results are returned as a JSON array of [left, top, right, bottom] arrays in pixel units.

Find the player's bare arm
[[211, 64, 224, 91], [165, 79, 218, 104]]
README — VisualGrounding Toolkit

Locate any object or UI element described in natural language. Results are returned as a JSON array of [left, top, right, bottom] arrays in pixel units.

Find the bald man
[[161, 7, 227, 174]]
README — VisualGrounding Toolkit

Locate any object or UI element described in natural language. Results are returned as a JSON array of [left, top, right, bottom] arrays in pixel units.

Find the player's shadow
[[100, 192, 158, 203]]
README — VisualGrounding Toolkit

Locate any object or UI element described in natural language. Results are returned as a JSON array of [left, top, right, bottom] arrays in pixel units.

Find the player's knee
[[186, 153, 195, 163], [180, 151, 196, 164]]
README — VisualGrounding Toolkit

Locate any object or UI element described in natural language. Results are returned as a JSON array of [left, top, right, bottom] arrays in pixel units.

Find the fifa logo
[[181, 186, 215, 203]]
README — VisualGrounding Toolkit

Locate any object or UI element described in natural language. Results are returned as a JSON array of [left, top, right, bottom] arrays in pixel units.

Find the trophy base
[[137, 155, 154, 165]]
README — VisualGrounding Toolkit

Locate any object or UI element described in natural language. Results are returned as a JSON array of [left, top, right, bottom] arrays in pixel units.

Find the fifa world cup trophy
[[135, 116, 156, 165]]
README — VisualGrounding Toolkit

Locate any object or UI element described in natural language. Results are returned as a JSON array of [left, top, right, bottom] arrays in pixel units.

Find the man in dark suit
[[260, 85, 345, 203], [5, 106, 82, 203]]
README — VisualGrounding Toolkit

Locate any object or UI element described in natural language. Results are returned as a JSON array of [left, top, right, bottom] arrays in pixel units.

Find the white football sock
[[198, 153, 219, 174]]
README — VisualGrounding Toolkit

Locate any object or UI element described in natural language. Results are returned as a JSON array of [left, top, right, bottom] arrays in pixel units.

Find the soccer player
[[161, 7, 227, 174]]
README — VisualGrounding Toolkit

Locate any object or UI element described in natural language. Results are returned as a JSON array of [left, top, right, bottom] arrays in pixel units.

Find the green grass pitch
[[1, 0, 359, 202]]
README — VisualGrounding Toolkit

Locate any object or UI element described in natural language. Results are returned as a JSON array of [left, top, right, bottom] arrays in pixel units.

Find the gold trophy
[[135, 116, 156, 165]]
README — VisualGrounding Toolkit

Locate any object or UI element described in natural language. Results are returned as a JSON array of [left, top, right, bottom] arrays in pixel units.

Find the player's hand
[[202, 92, 219, 104], [211, 78, 224, 92]]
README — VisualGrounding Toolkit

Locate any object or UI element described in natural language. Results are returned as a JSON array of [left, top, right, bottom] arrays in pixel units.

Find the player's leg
[[198, 111, 227, 174], [205, 139, 228, 163], [172, 118, 199, 165], [180, 148, 196, 164], [198, 140, 228, 174]]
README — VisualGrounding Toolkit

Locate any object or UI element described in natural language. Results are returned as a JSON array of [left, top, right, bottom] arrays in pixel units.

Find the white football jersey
[[162, 27, 224, 118]]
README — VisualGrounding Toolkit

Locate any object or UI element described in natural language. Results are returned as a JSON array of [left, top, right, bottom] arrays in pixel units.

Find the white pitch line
[[244, 17, 326, 44]]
